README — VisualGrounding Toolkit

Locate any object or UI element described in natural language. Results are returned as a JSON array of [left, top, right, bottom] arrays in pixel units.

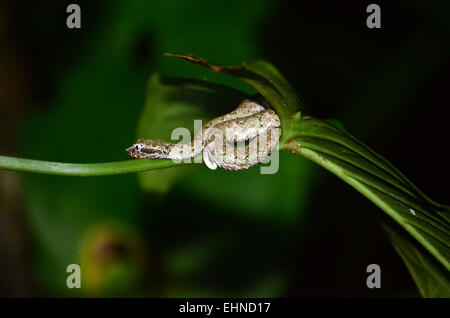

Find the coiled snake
[[126, 95, 281, 171]]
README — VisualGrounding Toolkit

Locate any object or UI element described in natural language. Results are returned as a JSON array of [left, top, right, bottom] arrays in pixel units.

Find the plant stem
[[0, 155, 187, 177]]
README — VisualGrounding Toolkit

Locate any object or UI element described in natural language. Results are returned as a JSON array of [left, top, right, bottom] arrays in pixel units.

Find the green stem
[[0, 155, 187, 177]]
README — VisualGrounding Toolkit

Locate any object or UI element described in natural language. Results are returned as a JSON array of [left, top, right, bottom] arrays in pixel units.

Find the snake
[[126, 94, 281, 171]]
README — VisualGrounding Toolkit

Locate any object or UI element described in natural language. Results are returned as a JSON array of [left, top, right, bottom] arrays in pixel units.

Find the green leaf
[[164, 53, 302, 128], [169, 54, 450, 296], [381, 220, 450, 297], [282, 118, 450, 269]]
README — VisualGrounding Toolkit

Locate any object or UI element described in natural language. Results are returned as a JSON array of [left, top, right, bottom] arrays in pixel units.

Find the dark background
[[0, 0, 448, 297]]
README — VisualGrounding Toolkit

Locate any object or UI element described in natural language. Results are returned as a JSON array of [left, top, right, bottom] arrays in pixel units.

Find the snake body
[[126, 96, 281, 171]]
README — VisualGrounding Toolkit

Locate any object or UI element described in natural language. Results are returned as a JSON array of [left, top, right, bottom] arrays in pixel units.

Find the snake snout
[[125, 145, 137, 157], [125, 141, 145, 158]]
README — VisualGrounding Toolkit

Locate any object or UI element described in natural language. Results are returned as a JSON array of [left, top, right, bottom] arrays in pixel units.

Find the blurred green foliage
[[21, 0, 317, 296], [14, 0, 449, 296]]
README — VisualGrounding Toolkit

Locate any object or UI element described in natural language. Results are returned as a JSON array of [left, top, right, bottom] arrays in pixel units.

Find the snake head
[[126, 139, 172, 159]]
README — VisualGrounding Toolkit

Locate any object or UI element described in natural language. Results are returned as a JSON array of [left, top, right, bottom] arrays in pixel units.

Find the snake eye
[[135, 145, 140, 150]]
